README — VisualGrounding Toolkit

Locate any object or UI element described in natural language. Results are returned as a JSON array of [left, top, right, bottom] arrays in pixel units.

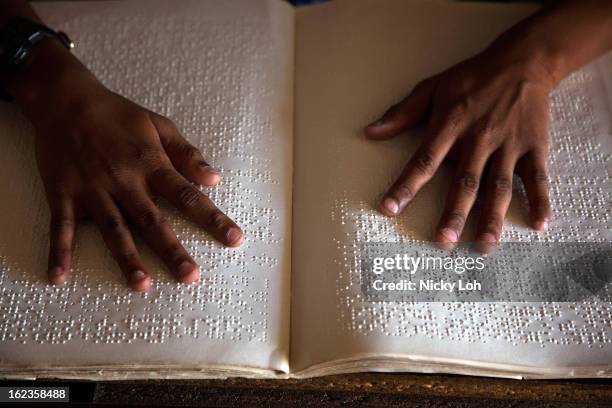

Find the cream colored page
[[0, 0, 294, 376], [292, 0, 612, 376]]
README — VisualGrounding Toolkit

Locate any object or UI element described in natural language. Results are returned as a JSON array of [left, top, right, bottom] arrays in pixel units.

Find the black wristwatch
[[0, 16, 74, 101]]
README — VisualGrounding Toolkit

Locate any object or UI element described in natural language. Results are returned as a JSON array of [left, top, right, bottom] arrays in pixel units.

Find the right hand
[[8, 41, 244, 291]]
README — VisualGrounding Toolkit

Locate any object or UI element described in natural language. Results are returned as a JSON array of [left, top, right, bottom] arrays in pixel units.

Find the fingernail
[[437, 228, 458, 243], [368, 119, 385, 128], [131, 270, 147, 282], [199, 164, 219, 173], [48, 266, 67, 285], [477, 233, 497, 243], [199, 164, 221, 185], [176, 261, 200, 284], [49, 266, 64, 277], [475, 233, 498, 254], [226, 227, 244, 246], [534, 220, 549, 231], [381, 197, 399, 216], [177, 261, 196, 277]]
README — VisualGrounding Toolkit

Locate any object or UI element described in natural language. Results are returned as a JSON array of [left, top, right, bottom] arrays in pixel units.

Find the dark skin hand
[[366, 48, 553, 247], [2, 2, 244, 291], [365, 0, 612, 248]]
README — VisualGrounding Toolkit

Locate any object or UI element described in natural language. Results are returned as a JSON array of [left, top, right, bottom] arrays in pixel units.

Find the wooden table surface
[[2, 373, 612, 407], [4, 1, 609, 407]]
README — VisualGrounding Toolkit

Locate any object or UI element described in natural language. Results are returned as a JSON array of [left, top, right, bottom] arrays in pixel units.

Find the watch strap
[[0, 17, 74, 102]]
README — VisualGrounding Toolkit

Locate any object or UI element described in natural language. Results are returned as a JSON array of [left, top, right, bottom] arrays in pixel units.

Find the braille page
[[291, 0, 612, 378], [0, 0, 294, 378]]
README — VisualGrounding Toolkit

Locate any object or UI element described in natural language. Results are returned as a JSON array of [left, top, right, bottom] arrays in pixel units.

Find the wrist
[[483, 0, 612, 90], [4, 38, 102, 114], [483, 23, 567, 90]]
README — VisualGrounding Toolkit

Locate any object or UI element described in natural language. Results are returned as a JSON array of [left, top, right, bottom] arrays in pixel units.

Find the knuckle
[[135, 209, 164, 230], [134, 147, 163, 164], [412, 150, 436, 175], [444, 210, 466, 230], [131, 111, 155, 131], [491, 176, 512, 195], [457, 171, 479, 194], [117, 187, 141, 203], [534, 170, 549, 187], [179, 143, 201, 162], [150, 166, 175, 183], [207, 210, 228, 230], [176, 184, 201, 208], [102, 215, 124, 233], [439, 107, 464, 131], [472, 119, 497, 141], [106, 163, 129, 184], [448, 97, 468, 116], [159, 116, 178, 131]]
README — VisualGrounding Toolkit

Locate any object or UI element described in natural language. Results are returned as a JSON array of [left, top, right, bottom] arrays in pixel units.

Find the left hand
[[7, 40, 244, 290], [364, 47, 554, 247]]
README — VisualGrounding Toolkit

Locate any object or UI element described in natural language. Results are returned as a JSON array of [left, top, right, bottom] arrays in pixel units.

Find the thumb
[[364, 76, 437, 140], [149, 112, 221, 187]]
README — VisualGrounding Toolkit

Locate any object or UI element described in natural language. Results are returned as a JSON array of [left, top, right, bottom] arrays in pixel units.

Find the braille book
[[0, 0, 610, 380]]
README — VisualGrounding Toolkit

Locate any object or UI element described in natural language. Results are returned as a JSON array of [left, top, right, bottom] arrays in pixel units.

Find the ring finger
[[475, 148, 518, 251], [85, 190, 151, 291]]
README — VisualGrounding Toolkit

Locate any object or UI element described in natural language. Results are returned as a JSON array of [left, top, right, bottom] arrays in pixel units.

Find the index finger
[[380, 108, 464, 216], [149, 167, 244, 247]]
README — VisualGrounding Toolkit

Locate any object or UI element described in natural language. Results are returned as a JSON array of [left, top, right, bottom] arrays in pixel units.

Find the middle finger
[[435, 140, 492, 245]]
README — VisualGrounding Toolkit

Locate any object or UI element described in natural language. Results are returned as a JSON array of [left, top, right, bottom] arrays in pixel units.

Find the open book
[[1, 0, 611, 380]]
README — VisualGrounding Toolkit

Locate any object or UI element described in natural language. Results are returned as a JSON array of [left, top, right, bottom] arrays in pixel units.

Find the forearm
[[487, 0, 612, 87]]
